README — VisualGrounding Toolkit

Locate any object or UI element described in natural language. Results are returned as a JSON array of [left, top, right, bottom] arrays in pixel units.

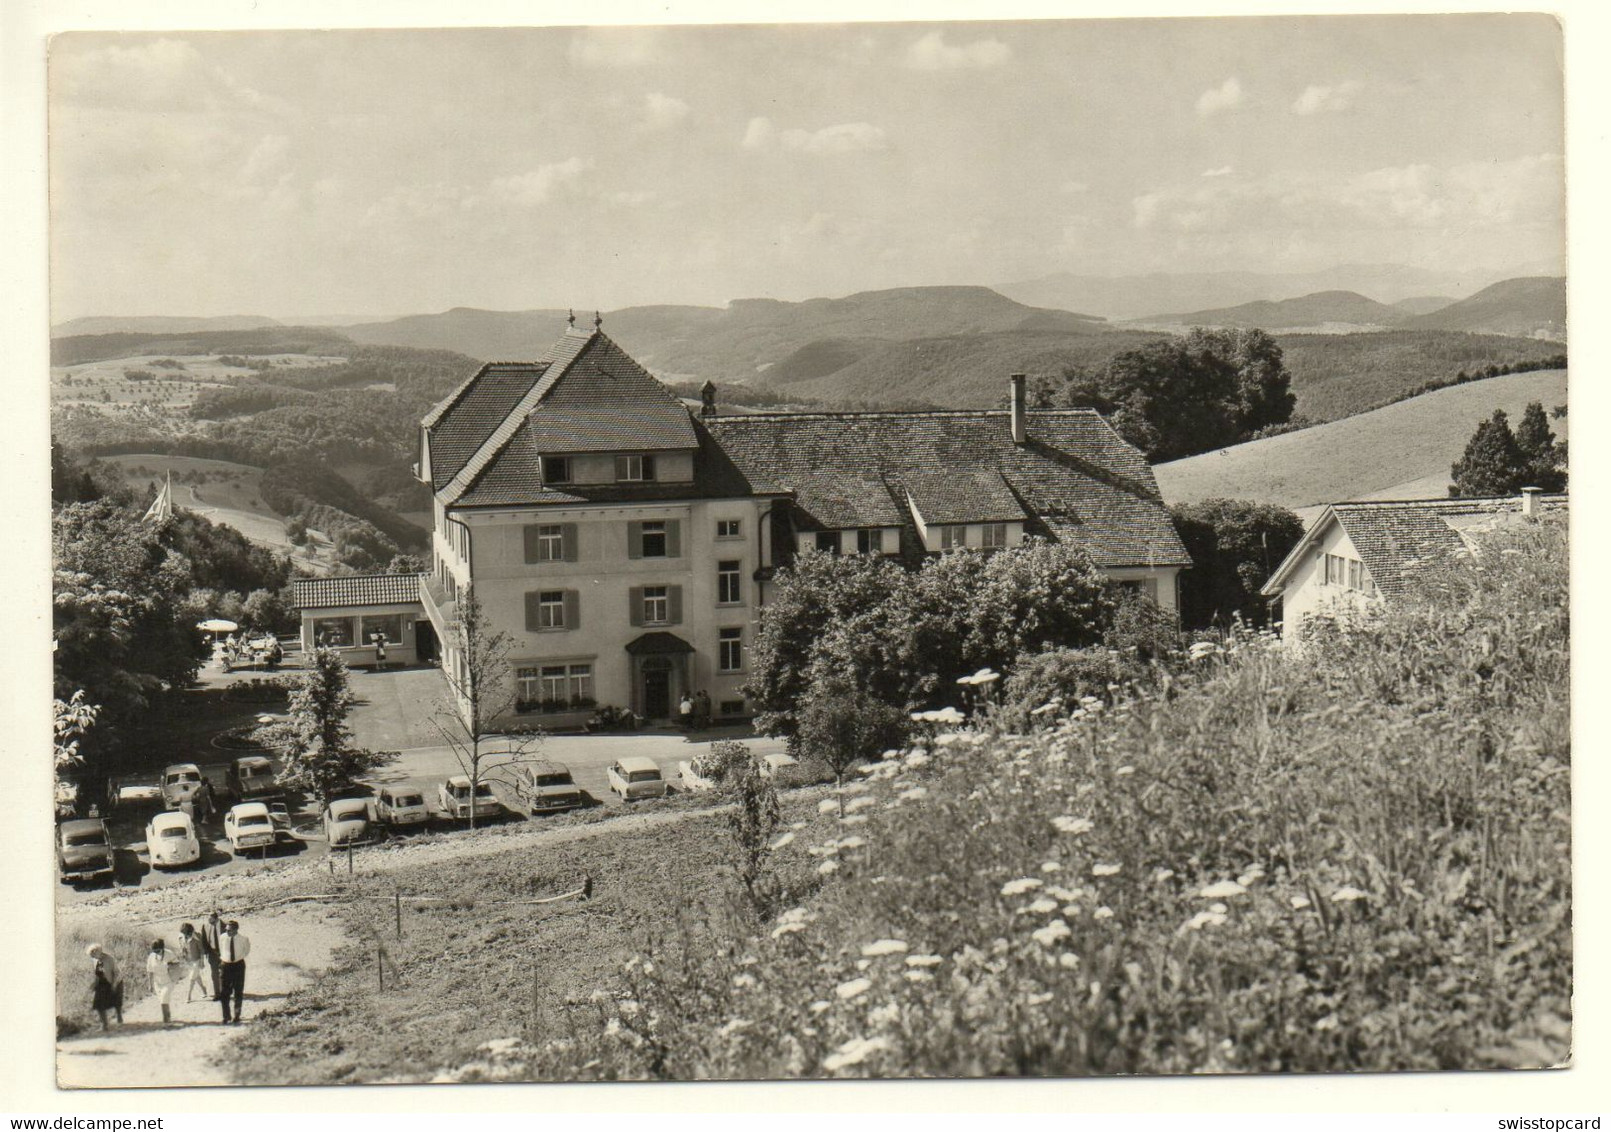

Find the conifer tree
[[1450, 410, 1524, 497]]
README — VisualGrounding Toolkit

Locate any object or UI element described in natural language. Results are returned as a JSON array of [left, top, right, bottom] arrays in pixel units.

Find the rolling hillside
[[1154, 368, 1567, 511], [50, 314, 283, 336], [1392, 295, 1456, 316], [1405, 276, 1565, 339], [1135, 290, 1408, 331]]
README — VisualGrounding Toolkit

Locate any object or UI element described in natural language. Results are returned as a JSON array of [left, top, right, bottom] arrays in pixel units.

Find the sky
[[48, 15, 1565, 321]]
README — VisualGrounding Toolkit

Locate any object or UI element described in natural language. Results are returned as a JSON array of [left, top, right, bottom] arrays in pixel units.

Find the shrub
[[792, 673, 911, 792]]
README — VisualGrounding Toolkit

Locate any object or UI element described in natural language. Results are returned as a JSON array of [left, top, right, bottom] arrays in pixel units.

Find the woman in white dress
[[145, 938, 176, 1025]]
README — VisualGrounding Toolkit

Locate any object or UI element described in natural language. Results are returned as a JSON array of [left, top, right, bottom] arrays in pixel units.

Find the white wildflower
[[903, 970, 934, 983], [772, 920, 807, 939], [1001, 877, 1043, 896], [1289, 895, 1311, 910], [1237, 866, 1266, 887], [1031, 919, 1073, 947], [809, 1000, 832, 1015], [899, 787, 928, 801], [1093, 906, 1114, 920], [817, 860, 840, 876], [1025, 897, 1059, 915], [1052, 816, 1095, 836], [904, 751, 931, 768], [860, 939, 909, 957], [1199, 880, 1248, 899], [818, 799, 839, 814], [716, 1018, 751, 1037], [837, 835, 867, 850], [839, 814, 869, 825], [1026, 992, 1054, 1006], [835, 977, 872, 1000], [845, 796, 877, 814], [1330, 886, 1370, 903], [1058, 952, 1081, 970], [769, 832, 796, 850], [1178, 910, 1229, 934], [1153, 868, 1175, 883], [1115, 765, 1135, 777], [1040, 861, 1063, 873], [732, 973, 757, 989], [1091, 863, 1122, 877], [905, 954, 943, 968], [823, 1036, 890, 1072]]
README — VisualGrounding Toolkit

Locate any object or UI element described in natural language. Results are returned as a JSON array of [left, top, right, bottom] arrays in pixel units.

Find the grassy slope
[[1154, 368, 1567, 510], [227, 521, 1569, 1080]]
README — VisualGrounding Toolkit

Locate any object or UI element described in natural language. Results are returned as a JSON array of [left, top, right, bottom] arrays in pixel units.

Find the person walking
[[678, 693, 694, 732], [695, 690, 712, 730], [201, 911, 224, 1001], [178, 923, 208, 1004], [218, 920, 250, 1024], [146, 939, 177, 1025], [87, 944, 124, 1031]]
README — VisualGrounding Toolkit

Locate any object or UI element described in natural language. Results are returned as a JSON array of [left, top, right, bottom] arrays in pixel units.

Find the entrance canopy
[[625, 631, 695, 656]]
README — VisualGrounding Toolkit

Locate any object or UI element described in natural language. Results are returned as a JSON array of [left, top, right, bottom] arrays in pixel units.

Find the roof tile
[[291, 574, 424, 610]]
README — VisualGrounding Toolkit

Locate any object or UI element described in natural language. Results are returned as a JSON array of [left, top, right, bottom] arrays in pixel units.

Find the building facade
[[297, 321, 1190, 729]]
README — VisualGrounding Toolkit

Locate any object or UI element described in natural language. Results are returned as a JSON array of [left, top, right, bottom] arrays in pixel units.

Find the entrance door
[[415, 621, 438, 664], [643, 667, 671, 719]]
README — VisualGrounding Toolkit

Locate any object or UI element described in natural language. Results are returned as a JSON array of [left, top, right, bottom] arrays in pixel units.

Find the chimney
[[699, 380, 718, 419], [1010, 373, 1027, 444], [1521, 485, 1541, 516]]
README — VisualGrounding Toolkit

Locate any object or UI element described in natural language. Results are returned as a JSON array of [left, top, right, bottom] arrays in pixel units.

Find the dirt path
[[57, 903, 346, 1089]]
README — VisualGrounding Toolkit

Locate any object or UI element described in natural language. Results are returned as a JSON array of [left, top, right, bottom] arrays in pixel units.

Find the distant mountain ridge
[[51, 314, 283, 336], [1403, 276, 1565, 339], [995, 264, 1538, 320], [1134, 290, 1409, 331]]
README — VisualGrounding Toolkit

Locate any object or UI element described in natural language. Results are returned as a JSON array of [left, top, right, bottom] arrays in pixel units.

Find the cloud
[[610, 190, 658, 207], [53, 36, 281, 114], [780, 122, 888, 154], [1060, 180, 1090, 194], [1201, 166, 1234, 178], [741, 116, 775, 150], [1132, 153, 1562, 235], [643, 92, 689, 130], [1293, 80, 1364, 115], [567, 28, 661, 67], [1195, 77, 1244, 116], [487, 157, 594, 207], [904, 30, 1012, 70]]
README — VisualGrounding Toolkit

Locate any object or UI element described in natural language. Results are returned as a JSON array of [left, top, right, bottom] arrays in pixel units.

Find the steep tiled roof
[[291, 574, 424, 610], [456, 416, 771, 508], [1261, 494, 1568, 599], [432, 330, 700, 505], [426, 363, 550, 489], [706, 411, 1191, 569], [905, 469, 1025, 525]]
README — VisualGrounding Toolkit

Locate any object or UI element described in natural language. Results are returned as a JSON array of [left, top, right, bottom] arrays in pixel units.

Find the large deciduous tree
[[263, 647, 394, 805], [1171, 499, 1305, 629]]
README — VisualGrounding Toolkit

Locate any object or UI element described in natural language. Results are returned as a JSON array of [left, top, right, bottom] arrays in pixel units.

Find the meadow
[[228, 517, 1569, 1081], [1154, 368, 1567, 511]]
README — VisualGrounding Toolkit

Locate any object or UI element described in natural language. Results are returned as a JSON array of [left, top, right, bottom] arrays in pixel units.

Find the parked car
[[227, 755, 280, 802], [161, 763, 205, 809], [144, 810, 202, 869], [515, 761, 584, 815], [438, 776, 499, 820], [323, 797, 371, 845], [606, 756, 668, 801], [223, 802, 276, 853], [374, 785, 430, 827], [267, 801, 292, 833], [57, 818, 114, 884]]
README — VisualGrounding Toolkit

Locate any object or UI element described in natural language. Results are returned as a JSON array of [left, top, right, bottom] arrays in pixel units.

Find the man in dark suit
[[201, 911, 224, 1001], [219, 920, 251, 1024]]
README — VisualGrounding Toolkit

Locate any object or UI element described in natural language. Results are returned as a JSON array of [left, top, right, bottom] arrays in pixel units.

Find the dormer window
[[616, 454, 656, 482], [542, 456, 572, 484]]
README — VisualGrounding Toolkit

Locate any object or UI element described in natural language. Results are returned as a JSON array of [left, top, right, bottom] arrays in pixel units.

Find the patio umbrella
[[198, 619, 238, 633]]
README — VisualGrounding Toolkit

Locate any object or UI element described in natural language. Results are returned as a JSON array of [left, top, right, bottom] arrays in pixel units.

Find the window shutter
[[627, 522, 643, 559], [564, 590, 580, 630], [524, 591, 540, 633], [562, 523, 579, 563], [628, 586, 644, 627], [523, 525, 541, 564], [665, 520, 681, 559], [668, 585, 683, 625]]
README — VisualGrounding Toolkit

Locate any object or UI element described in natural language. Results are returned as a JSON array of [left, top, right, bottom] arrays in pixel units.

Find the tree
[[969, 539, 1117, 668], [263, 648, 394, 806], [1513, 401, 1567, 493], [242, 588, 291, 634], [1170, 499, 1306, 629], [793, 672, 911, 801], [430, 590, 542, 828], [53, 691, 99, 817], [724, 749, 782, 917], [385, 553, 427, 574], [1450, 410, 1526, 497], [286, 517, 309, 546]]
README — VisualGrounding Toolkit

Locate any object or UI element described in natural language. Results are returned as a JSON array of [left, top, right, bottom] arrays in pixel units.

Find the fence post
[[530, 965, 539, 1039], [395, 887, 402, 939], [377, 944, 384, 992]]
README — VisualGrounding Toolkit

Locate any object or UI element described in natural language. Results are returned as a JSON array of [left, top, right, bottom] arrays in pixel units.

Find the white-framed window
[[313, 617, 355, 647], [537, 590, 566, 629], [615, 454, 656, 482], [643, 585, 670, 625], [535, 525, 564, 561], [641, 521, 668, 558], [981, 522, 1008, 549], [717, 518, 743, 539], [939, 525, 967, 551], [1324, 552, 1359, 588], [516, 663, 593, 712], [542, 456, 572, 484], [856, 528, 881, 554], [1347, 558, 1363, 590], [717, 560, 743, 605], [718, 627, 743, 672], [815, 531, 841, 555]]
